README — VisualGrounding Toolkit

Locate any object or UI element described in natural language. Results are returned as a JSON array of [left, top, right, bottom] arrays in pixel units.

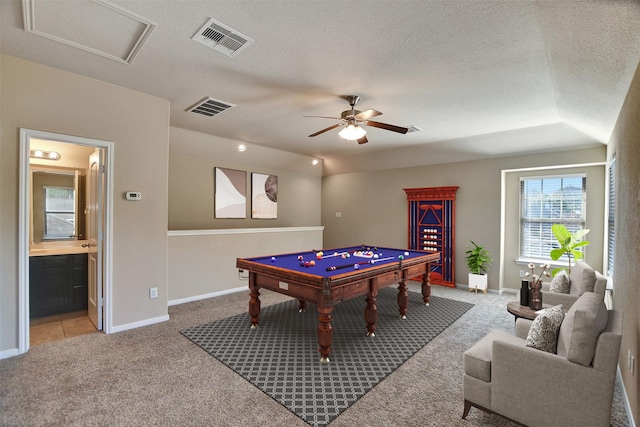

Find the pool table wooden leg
[[397, 279, 408, 319], [317, 295, 333, 363], [248, 273, 261, 329], [365, 290, 378, 336], [421, 270, 431, 306]]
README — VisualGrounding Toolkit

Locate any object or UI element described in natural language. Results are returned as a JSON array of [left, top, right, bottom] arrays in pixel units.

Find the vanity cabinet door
[[70, 254, 89, 309], [29, 254, 89, 318]]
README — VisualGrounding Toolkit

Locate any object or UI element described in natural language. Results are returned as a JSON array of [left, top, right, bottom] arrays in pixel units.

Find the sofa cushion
[[525, 305, 565, 353], [463, 330, 521, 382], [549, 270, 570, 293], [568, 262, 596, 296], [557, 292, 609, 366]]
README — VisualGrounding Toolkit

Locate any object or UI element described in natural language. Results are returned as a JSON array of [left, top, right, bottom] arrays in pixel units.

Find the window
[[520, 175, 586, 261], [43, 186, 75, 239], [606, 157, 615, 277]]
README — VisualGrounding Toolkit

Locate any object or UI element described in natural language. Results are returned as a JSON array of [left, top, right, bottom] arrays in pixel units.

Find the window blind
[[606, 158, 616, 277], [520, 175, 586, 260]]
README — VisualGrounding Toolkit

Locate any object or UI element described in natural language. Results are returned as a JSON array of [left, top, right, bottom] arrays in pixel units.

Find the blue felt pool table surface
[[241, 245, 431, 278]]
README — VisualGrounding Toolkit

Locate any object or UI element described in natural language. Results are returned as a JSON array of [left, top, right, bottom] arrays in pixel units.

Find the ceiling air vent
[[192, 18, 253, 57], [187, 97, 235, 117], [407, 125, 423, 133]]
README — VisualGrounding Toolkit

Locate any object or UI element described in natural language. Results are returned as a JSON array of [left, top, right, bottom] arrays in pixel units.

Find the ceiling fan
[[305, 95, 409, 144]]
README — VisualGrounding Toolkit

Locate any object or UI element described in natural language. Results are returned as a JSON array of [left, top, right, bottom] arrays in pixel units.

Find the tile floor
[[30, 310, 97, 346]]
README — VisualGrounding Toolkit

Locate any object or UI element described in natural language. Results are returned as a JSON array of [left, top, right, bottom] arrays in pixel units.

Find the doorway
[[18, 128, 113, 355]]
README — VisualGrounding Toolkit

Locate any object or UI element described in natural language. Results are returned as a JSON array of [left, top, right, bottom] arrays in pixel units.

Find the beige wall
[[168, 137, 322, 230], [608, 60, 640, 425], [322, 147, 606, 291], [168, 227, 323, 303], [1, 54, 170, 353]]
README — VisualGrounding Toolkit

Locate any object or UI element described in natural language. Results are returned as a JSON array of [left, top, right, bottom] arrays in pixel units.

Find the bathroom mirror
[[31, 166, 86, 242]]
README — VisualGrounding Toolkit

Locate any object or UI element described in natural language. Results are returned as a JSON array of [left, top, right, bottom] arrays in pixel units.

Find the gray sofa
[[463, 292, 622, 427], [519, 261, 607, 311]]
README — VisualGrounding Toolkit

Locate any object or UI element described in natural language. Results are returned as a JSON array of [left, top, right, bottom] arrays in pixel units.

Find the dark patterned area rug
[[181, 287, 473, 427]]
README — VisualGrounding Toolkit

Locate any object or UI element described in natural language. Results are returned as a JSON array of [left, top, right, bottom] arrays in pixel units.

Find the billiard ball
[[271, 257, 276, 262], [373, 254, 379, 259], [398, 255, 404, 260], [309, 260, 316, 266], [404, 251, 410, 256], [354, 264, 360, 270], [297, 255, 303, 261]]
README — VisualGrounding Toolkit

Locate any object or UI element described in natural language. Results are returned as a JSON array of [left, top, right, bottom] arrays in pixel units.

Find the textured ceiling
[[2, 0, 640, 172]]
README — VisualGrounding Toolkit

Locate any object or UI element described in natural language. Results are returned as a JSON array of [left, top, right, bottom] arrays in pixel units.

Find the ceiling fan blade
[[309, 123, 341, 137], [354, 109, 382, 121], [303, 115, 342, 120], [357, 135, 368, 144], [365, 120, 409, 134]]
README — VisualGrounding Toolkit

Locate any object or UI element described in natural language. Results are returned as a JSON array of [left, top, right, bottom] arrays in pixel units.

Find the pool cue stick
[[326, 256, 394, 271]]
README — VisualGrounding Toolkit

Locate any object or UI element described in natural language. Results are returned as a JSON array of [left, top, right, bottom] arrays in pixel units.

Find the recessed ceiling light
[[312, 159, 319, 166], [237, 144, 246, 152]]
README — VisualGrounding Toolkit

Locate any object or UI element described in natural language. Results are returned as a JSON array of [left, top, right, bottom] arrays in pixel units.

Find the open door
[[87, 149, 104, 330]]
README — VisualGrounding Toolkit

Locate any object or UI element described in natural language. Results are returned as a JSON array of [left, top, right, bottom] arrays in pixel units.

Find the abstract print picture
[[215, 167, 246, 218], [252, 173, 278, 219]]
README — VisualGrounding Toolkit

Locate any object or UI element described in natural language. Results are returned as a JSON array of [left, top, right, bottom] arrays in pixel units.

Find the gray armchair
[[463, 292, 622, 427], [519, 261, 607, 311]]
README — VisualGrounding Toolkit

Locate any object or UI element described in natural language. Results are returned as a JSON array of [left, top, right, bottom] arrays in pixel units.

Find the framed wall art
[[214, 167, 246, 218], [251, 173, 278, 219]]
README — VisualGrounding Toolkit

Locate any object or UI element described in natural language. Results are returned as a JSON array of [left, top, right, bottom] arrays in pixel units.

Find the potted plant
[[465, 241, 492, 293], [550, 224, 590, 276]]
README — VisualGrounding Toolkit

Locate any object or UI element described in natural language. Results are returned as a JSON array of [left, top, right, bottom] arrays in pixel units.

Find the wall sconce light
[[30, 149, 60, 160]]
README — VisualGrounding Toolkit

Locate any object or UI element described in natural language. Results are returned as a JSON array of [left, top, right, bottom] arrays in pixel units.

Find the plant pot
[[468, 273, 487, 293]]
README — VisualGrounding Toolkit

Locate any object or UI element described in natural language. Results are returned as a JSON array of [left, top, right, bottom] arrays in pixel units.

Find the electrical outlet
[[519, 270, 526, 278], [149, 287, 158, 299]]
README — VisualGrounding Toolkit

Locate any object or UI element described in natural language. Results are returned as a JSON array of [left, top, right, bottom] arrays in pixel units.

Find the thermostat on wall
[[125, 191, 142, 201]]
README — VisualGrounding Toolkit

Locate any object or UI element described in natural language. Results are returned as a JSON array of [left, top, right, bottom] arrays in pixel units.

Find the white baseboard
[[0, 347, 20, 360], [454, 283, 510, 295], [110, 314, 170, 333], [168, 286, 247, 307], [617, 367, 637, 427]]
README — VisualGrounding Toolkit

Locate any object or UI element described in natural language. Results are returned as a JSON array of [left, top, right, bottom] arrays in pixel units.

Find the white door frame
[[18, 128, 114, 355]]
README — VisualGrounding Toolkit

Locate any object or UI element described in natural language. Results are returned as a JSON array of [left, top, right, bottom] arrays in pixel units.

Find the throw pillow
[[568, 262, 596, 296], [556, 292, 608, 366], [525, 305, 565, 353], [549, 270, 570, 293]]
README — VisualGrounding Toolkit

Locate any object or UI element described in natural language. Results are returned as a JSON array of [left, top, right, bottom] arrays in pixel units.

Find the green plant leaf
[[552, 224, 571, 242], [573, 229, 590, 240], [550, 248, 565, 260]]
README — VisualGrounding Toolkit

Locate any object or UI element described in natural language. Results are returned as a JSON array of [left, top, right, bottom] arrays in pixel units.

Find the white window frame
[[519, 173, 587, 263]]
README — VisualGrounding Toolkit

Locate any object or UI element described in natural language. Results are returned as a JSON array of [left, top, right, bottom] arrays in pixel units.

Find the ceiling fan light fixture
[[339, 124, 366, 140]]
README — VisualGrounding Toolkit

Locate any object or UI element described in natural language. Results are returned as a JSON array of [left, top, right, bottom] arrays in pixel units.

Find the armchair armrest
[[514, 318, 532, 339], [540, 290, 578, 311], [491, 339, 616, 427]]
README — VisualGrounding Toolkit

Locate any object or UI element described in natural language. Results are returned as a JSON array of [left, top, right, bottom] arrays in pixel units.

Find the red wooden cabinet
[[404, 186, 458, 287]]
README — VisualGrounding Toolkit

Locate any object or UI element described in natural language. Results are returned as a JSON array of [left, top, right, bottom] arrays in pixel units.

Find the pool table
[[236, 245, 440, 362]]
